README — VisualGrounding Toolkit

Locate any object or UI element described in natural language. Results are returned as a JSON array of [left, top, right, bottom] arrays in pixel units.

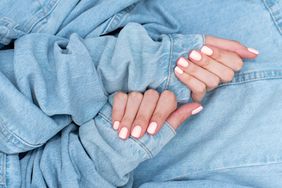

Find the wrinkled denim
[[0, 0, 281, 187]]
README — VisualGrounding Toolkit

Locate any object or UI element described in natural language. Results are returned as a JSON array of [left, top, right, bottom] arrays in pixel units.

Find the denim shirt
[[0, 0, 282, 187]]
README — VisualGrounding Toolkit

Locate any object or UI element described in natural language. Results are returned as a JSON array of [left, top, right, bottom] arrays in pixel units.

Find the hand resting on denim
[[112, 90, 202, 140], [112, 36, 259, 140], [175, 35, 259, 102]]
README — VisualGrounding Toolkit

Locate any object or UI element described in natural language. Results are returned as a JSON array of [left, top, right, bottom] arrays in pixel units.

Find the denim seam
[[23, 0, 60, 33], [262, 0, 282, 35], [217, 69, 282, 88], [97, 112, 153, 159], [161, 34, 174, 91], [165, 160, 282, 180], [102, 3, 139, 34], [0, 116, 42, 150]]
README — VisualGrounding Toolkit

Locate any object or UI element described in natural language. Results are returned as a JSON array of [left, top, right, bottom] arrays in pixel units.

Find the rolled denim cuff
[[133, 122, 176, 158], [159, 34, 204, 103]]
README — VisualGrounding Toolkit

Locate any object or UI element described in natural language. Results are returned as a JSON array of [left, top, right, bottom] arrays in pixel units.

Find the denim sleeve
[[19, 102, 177, 188], [0, 23, 203, 154]]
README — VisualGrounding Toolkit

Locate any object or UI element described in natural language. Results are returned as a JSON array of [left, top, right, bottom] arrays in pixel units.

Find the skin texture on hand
[[175, 35, 259, 102], [112, 90, 203, 140]]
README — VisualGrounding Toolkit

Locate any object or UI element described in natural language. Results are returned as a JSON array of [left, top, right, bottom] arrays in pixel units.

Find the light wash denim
[[0, 0, 281, 187]]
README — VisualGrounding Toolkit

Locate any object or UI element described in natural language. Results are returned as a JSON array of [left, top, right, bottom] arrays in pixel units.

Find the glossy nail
[[175, 66, 184, 74], [113, 121, 120, 130], [247, 48, 259, 55], [147, 122, 158, 135], [178, 57, 189, 67], [201, 46, 213, 56], [119, 127, 128, 139], [192, 106, 203, 115], [189, 50, 202, 61], [131, 125, 142, 138]]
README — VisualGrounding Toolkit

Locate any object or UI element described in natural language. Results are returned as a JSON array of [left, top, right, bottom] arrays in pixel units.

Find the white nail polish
[[189, 50, 202, 61], [201, 46, 213, 56], [247, 48, 259, 55], [131, 125, 142, 138], [119, 127, 128, 139], [147, 122, 158, 135], [192, 106, 203, 115], [178, 57, 189, 67], [113, 121, 120, 130], [175, 66, 184, 74]]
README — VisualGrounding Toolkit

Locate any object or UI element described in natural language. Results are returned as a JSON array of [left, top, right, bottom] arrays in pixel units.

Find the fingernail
[[201, 46, 213, 56], [113, 121, 120, 130], [189, 50, 202, 61], [147, 122, 158, 135], [247, 48, 259, 55], [119, 127, 128, 139], [192, 106, 203, 115], [178, 57, 189, 67], [175, 66, 184, 74], [131, 125, 142, 138]]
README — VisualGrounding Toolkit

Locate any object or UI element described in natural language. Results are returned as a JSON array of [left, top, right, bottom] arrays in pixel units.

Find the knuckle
[[129, 91, 143, 100], [194, 84, 206, 94], [162, 90, 176, 102], [223, 70, 235, 82], [208, 77, 220, 89], [234, 60, 244, 71], [114, 92, 127, 101], [145, 89, 159, 98], [231, 40, 242, 47]]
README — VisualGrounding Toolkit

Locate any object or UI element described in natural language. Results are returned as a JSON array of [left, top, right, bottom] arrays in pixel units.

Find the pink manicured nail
[[131, 125, 142, 138], [201, 46, 213, 56], [147, 122, 158, 134], [178, 57, 189, 67], [189, 50, 202, 61], [113, 121, 120, 130], [247, 48, 259, 55], [119, 127, 128, 139], [175, 66, 184, 74], [192, 106, 203, 115]]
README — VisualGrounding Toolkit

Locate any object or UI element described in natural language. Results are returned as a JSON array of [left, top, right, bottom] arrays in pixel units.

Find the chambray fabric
[[0, 0, 281, 187]]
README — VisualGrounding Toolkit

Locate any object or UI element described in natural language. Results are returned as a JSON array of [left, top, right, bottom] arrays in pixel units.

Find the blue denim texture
[[0, 0, 281, 187]]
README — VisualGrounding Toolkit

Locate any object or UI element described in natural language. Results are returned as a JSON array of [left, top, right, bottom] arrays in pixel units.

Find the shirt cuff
[[159, 34, 204, 103]]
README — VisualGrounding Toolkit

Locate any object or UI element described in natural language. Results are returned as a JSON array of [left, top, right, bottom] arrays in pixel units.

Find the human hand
[[175, 35, 259, 102], [112, 90, 203, 140]]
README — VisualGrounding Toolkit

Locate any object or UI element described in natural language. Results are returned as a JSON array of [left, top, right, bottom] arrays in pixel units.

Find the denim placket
[[0, 153, 5, 186]]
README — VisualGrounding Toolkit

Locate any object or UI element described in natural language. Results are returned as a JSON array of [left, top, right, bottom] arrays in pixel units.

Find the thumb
[[166, 103, 203, 130]]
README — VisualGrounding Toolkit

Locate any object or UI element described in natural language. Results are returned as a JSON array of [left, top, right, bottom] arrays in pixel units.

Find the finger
[[167, 103, 203, 130], [174, 67, 206, 102], [118, 92, 143, 140], [147, 90, 177, 135], [177, 57, 220, 91], [112, 92, 128, 130], [131, 89, 160, 139], [205, 35, 259, 59], [201, 45, 244, 72], [188, 50, 235, 83]]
